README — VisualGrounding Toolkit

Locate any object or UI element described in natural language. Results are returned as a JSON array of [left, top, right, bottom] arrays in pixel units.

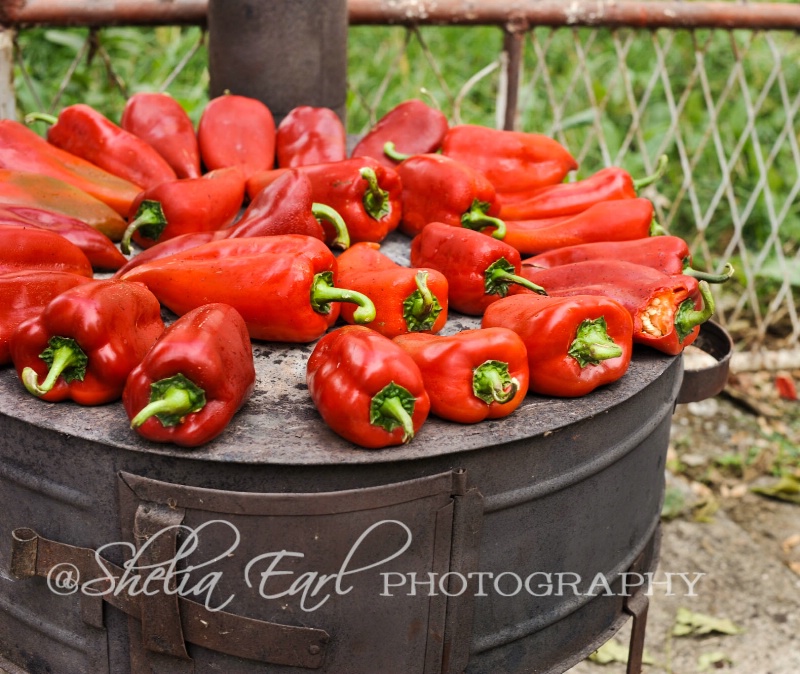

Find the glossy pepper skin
[[441, 125, 578, 197], [29, 104, 178, 189], [198, 94, 276, 179], [393, 328, 529, 423], [121, 235, 376, 343], [502, 198, 656, 255], [276, 106, 347, 167], [396, 153, 506, 239], [336, 242, 449, 338], [517, 259, 716, 355], [307, 325, 431, 448], [482, 294, 633, 397], [409, 222, 546, 315], [120, 166, 246, 254], [0, 121, 141, 217], [0, 224, 93, 278], [120, 92, 202, 179], [10, 279, 164, 404], [123, 303, 256, 448], [351, 99, 449, 169], [0, 270, 93, 365]]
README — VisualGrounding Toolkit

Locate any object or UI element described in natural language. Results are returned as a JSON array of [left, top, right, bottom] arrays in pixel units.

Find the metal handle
[[677, 320, 733, 404]]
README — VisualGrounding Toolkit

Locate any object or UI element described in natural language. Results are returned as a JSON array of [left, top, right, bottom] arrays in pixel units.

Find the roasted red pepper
[[0, 270, 93, 365], [502, 198, 656, 255], [482, 294, 633, 397], [0, 120, 141, 217], [120, 235, 375, 343], [393, 328, 529, 423], [27, 104, 178, 189], [123, 303, 256, 448], [10, 279, 164, 404], [409, 222, 546, 315], [351, 99, 449, 168], [197, 94, 276, 179], [276, 106, 347, 167], [396, 153, 506, 239], [307, 325, 431, 448], [0, 224, 93, 278], [498, 155, 668, 219], [336, 242, 449, 338], [120, 92, 202, 179], [441, 125, 578, 197], [517, 260, 716, 355], [120, 167, 246, 254]]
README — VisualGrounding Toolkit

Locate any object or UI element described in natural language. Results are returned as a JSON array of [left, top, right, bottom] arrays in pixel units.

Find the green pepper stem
[[486, 265, 547, 296], [383, 141, 412, 162], [359, 167, 391, 221], [567, 317, 623, 368], [130, 373, 206, 428], [683, 261, 734, 284], [674, 280, 715, 342], [376, 395, 416, 443], [473, 360, 519, 405], [312, 202, 350, 250], [649, 218, 666, 236], [24, 111, 58, 126], [461, 200, 506, 239], [411, 270, 434, 319], [633, 154, 668, 191], [120, 200, 168, 255], [131, 388, 195, 428], [21, 338, 87, 396], [310, 272, 376, 323]]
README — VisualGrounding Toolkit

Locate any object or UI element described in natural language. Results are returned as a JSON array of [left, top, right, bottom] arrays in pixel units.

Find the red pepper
[[351, 99, 449, 168], [336, 242, 449, 338], [276, 106, 347, 167], [396, 153, 506, 239], [307, 325, 431, 448], [498, 155, 668, 220], [120, 167, 246, 254], [247, 157, 402, 243], [441, 124, 578, 197], [0, 120, 141, 217], [197, 94, 276, 179], [409, 222, 546, 315], [120, 235, 375, 343], [0, 205, 127, 271], [502, 198, 656, 255], [522, 235, 734, 283], [0, 224, 93, 278], [393, 328, 529, 423], [517, 259, 716, 355], [482, 294, 633, 397], [0, 270, 93, 365], [120, 92, 202, 179], [10, 278, 164, 404], [123, 303, 256, 448], [27, 104, 178, 189]]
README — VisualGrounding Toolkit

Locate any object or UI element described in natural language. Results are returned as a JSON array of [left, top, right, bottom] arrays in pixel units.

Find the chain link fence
[[2, 1, 799, 366]]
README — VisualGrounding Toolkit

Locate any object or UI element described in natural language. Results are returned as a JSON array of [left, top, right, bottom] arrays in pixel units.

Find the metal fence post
[[0, 28, 16, 120]]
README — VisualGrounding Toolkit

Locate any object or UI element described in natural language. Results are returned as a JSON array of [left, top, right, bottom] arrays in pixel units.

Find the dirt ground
[[570, 366, 800, 674]]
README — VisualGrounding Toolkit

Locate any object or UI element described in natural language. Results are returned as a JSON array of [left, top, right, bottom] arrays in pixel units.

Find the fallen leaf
[[775, 373, 798, 401], [588, 638, 655, 666], [781, 534, 800, 555], [698, 650, 733, 670], [751, 475, 800, 505], [790, 562, 800, 576], [672, 607, 742, 637]]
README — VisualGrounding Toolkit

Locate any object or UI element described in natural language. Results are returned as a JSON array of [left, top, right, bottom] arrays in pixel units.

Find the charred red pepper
[[0, 270, 93, 365], [441, 125, 578, 197], [0, 120, 141, 217], [393, 328, 529, 423], [482, 294, 633, 397], [27, 104, 177, 189], [409, 222, 546, 315], [307, 325, 431, 448], [336, 242, 449, 338], [0, 224, 93, 278], [120, 235, 375, 343], [123, 303, 256, 448], [120, 167, 246, 254], [517, 259, 716, 355], [10, 279, 164, 404], [197, 94, 276, 179], [121, 92, 202, 179], [351, 99, 449, 168], [396, 153, 506, 239], [276, 106, 347, 168]]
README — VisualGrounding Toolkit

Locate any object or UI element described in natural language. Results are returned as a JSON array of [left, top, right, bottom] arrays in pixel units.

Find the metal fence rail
[[2, 0, 799, 364]]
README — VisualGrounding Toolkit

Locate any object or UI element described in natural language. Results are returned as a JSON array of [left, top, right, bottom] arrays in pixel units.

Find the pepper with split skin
[[123, 303, 256, 448], [307, 325, 431, 448], [121, 235, 375, 343], [276, 106, 347, 167], [0, 224, 93, 278], [336, 242, 448, 338], [409, 222, 546, 315], [482, 294, 633, 397], [393, 328, 529, 423], [517, 259, 716, 355], [10, 279, 164, 404]]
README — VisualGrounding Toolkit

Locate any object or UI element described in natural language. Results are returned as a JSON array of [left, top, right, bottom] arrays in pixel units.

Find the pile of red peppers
[[0, 93, 732, 449]]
